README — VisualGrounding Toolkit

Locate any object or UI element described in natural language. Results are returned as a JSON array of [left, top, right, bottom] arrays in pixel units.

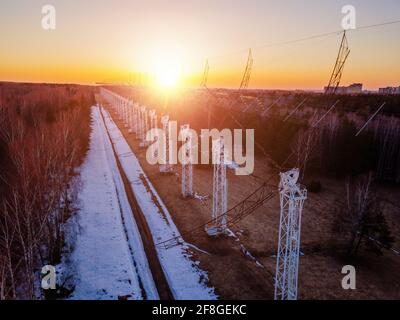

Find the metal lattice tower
[[239, 49, 253, 90], [123, 99, 129, 127], [144, 108, 149, 144], [181, 124, 194, 197], [205, 48, 254, 130], [117, 97, 125, 122], [136, 105, 142, 139], [133, 103, 139, 134], [119, 99, 123, 121], [148, 109, 157, 140], [274, 169, 307, 300], [160, 183, 275, 250], [118, 98, 123, 120], [128, 100, 134, 133], [148, 109, 158, 159], [139, 106, 149, 147], [160, 115, 173, 173], [325, 31, 350, 95], [206, 137, 228, 236], [201, 59, 209, 88]]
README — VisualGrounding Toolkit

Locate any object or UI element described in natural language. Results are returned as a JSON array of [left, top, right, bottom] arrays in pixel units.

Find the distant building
[[324, 83, 363, 94], [346, 83, 363, 94], [378, 86, 400, 95]]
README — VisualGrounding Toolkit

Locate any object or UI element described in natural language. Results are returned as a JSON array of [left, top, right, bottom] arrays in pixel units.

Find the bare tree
[[333, 173, 394, 256]]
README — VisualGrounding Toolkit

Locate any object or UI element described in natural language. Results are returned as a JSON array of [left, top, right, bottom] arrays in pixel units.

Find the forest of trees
[[111, 86, 400, 185], [0, 83, 94, 299]]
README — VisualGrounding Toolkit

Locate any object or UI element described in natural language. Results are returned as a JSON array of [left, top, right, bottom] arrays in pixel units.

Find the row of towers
[[101, 88, 192, 199], [100, 88, 307, 300]]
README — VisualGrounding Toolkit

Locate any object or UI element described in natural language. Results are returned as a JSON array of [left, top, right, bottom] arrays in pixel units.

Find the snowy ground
[[101, 107, 217, 300], [60, 107, 158, 300]]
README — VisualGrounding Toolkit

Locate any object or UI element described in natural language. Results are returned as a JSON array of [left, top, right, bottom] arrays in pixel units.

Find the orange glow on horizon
[[1, 0, 400, 91], [153, 61, 181, 90]]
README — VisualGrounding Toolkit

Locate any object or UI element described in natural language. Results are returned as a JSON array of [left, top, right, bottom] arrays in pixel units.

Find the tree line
[[0, 83, 94, 299]]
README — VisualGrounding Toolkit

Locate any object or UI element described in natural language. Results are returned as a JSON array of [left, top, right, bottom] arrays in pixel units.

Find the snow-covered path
[[100, 107, 217, 300], [64, 107, 158, 300]]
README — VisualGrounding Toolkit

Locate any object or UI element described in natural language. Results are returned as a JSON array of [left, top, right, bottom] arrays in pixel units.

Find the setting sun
[[155, 63, 181, 89]]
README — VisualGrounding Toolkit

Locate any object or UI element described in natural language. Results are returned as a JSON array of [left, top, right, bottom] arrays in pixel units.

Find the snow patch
[[100, 107, 217, 300], [59, 107, 158, 300]]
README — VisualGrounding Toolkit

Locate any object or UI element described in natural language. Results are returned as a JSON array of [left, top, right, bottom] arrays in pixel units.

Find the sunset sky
[[1, 0, 399, 90]]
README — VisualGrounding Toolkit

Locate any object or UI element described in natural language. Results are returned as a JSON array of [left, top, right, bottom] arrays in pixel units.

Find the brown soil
[[99, 99, 400, 300]]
